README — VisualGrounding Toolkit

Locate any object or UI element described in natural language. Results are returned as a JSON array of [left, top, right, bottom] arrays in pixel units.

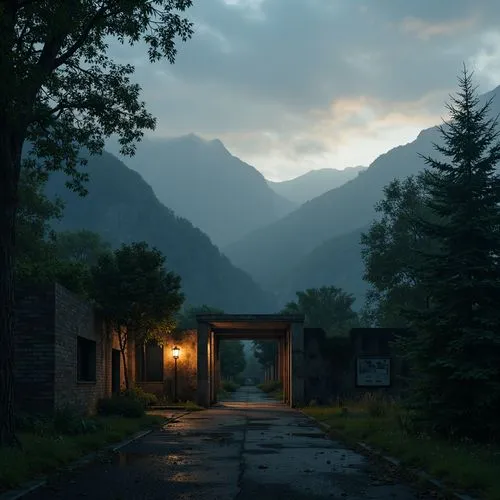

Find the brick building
[[14, 283, 197, 414]]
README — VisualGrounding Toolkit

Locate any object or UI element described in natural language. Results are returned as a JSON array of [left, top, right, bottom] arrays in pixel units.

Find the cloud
[[109, 0, 500, 180]]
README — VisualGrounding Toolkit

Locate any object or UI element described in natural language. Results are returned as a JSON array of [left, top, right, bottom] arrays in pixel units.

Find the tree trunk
[[0, 128, 22, 447], [118, 327, 129, 390]]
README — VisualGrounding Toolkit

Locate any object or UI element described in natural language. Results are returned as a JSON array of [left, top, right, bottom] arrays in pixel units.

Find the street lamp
[[172, 346, 180, 402]]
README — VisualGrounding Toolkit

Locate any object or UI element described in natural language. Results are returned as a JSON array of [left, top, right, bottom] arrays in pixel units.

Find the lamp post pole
[[172, 346, 180, 403], [174, 356, 178, 402]]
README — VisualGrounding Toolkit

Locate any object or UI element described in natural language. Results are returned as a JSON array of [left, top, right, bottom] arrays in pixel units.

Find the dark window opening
[[77, 336, 97, 382], [136, 342, 164, 382]]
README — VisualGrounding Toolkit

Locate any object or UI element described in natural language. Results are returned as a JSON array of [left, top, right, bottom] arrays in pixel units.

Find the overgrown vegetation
[[221, 380, 240, 393], [304, 397, 500, 500], [0, 409, 163, 491], [257, 380, 282, 394]]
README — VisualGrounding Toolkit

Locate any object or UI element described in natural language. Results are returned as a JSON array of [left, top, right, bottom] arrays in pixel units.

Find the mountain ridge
[[224, 85, 500, 291], [44, 150, 276, 313], [108, 134, 297, 247], [267, 165, 367, 204]]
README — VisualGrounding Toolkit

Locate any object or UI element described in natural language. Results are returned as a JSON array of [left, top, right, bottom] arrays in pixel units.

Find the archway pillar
[[196, 321, 210, 407], [291, 321, 305, 407]]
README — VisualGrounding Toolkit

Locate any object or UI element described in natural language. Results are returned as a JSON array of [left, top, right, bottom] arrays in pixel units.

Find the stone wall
[[14, 285, 57, 413]]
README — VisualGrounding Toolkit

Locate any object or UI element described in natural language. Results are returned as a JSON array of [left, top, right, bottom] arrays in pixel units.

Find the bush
[[257, 380, 282, 393], [15, 408, 102, 436], [97, 396, 145, 417], [121, 387, 158, 407], [221, 380, 240, 392]]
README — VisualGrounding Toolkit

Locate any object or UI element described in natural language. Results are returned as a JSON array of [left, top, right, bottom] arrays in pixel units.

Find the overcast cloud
[[111, 0, 500, 180]]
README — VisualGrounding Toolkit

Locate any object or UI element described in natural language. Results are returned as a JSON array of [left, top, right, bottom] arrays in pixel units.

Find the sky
[[111, 0, 500, 181]]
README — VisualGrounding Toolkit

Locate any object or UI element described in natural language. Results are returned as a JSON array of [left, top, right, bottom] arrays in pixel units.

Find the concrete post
[[196, 321, 210, 407], [291, 321, 305, 407]]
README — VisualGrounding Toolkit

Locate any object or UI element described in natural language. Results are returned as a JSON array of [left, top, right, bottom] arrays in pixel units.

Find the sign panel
[[356, 357, 391, 387]]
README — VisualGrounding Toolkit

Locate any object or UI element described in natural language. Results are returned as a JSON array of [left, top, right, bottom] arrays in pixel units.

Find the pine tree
[[403, 67, 500, 440]]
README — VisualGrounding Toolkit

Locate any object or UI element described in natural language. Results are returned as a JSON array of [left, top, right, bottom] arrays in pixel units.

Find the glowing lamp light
[[172, 346, 180, 360]]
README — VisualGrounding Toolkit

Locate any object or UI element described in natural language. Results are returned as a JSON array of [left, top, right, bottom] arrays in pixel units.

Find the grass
[[303, 401, 500, 500], [152, 400, 204, 411], [0, 414, 164, 492]]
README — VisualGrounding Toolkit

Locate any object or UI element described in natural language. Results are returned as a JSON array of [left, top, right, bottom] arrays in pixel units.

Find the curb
[[0, 412, 190, 500], [299, 410, 478, 500]]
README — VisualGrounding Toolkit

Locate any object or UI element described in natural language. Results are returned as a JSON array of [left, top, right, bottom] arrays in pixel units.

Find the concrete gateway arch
[[196, 314, 305, 407]]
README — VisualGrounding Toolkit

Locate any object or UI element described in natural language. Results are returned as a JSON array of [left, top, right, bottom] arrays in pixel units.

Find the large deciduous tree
[[401, 68, 500, 440], [0, 0, 194, 446], [91, 242, 184, 389]]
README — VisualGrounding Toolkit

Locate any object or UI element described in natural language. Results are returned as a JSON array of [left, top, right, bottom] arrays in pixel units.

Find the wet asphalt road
[[25, 386, 435, 500]]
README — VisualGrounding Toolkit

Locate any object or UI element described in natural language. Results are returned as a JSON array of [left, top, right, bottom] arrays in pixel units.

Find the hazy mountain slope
[[111, 134, 297, 247], [224, 128, 438, 288], [225, 85, 500, 289], [44, 151, 276, 313], [278, 226, 369, 310], [268, 166, 366, 204]]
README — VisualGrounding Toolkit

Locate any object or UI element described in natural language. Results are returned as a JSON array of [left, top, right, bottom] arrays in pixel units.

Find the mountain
[[44, 150, 276, 313], [278, 227, 369, 309], [225, 85, 500, 291], [267, 166, 367, 205], [109, 134, 297, 247]]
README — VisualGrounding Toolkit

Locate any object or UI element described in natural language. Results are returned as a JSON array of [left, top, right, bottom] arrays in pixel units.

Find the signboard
[[356, 357, 391, 387]]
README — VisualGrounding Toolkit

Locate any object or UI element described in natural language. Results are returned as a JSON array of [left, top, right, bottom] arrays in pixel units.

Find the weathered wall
[[136, 329, 198, 402], [303, 328, 408, 403], [54, 284, 109, 414], [14, 285, 57, 413], [303, 328, 352, 404], [14, 283, 120, 415], [347, 328, 408, 397]]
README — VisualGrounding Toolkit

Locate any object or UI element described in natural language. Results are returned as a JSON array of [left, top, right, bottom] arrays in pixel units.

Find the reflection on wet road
[[24, 386, 435, 499]]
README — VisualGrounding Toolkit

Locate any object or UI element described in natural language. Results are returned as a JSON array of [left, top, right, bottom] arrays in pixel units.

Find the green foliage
[[398, 69, 500, 441], [253, 340, 278, 369], [96, 395, 145, 418], [257, 380, 282, 394], [15, 408, 102, 437], [16, 169, 110, 297], [176, 304, 224, 331], [283, 286, 359, 337], [121, 387, 158, 408], [221, 380, 240, 393], [3, 1, 194, 192], [91, 241, 184, 340], [220, 340, 246, 379], [54, 229, 111, 266], [360, 175, 431, 327]]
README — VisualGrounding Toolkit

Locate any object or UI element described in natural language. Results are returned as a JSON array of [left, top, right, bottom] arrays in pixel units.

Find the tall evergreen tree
[[403, 67, 500, 440]]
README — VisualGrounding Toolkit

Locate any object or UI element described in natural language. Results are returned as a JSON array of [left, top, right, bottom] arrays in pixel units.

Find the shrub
[[53, 406, 102, 435], [97, 396, 145, 417], [15, 408, 102, 436], [221, 380, 240, 392], [257, 380, 282, 394], [121, 387, 158, 407]]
